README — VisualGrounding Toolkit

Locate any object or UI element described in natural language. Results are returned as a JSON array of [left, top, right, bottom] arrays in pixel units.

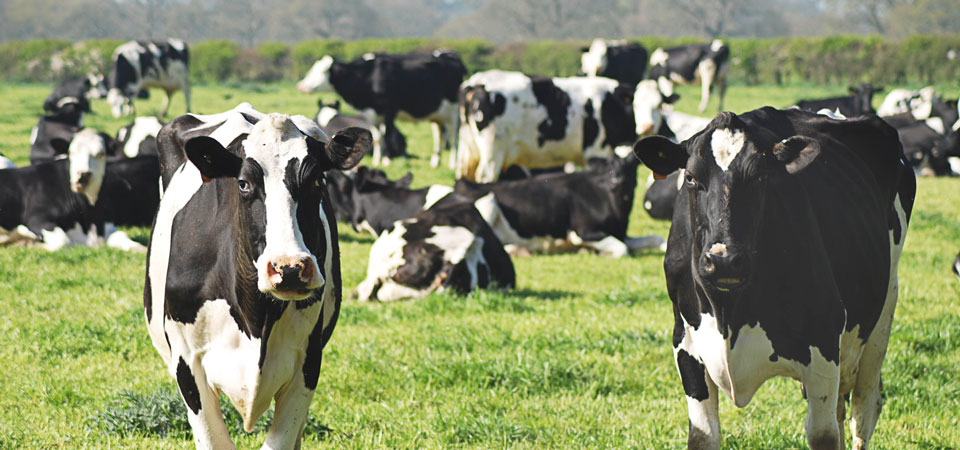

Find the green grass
[[0, 81, 958, 449]]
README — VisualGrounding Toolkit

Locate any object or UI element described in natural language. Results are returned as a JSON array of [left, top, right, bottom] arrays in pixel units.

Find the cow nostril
[[702, 253, 717, 274], [300, 260, 314, 281], [78, 172, 92, 183]]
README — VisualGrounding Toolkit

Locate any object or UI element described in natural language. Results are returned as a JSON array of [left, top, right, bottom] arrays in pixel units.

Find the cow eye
[[238, 179, 251, 194], [684, 173, 696, 186]]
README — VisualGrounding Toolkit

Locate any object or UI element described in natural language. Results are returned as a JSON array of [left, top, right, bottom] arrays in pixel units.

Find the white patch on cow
[[676, 168, 686, 190], [644, 200, 653, 210], [187, 103, 262, 147], [38, 223, 100, 251], [650, 48, 668, 67], [645, 173, 655, 189], [122, 116, 163, 158], [354, 222, 413, 301], [56, 96, 80, 109], [297, 56, 334, 93], [711, 40, 725, 52], [423, 185, 454, 210], [0, 154, 14, 170], [425, 225, 478, 264], [708, 243, 727, 255], [357, 219, 378, 238], [948, 157, 960, 175], [315, 106, 339, 128], [104, 223, 146, 252], [817, 108, 846, 120], [168, 38, 186, 52], [580, 39, 608, 77], [633, 80, 665, 136], [15, 225, 37, 240], [924, 117, 945, 135], [665, 112, 712, 142], [710, 128, 745, 171], [29, 126, 38, 145], [68, 128, 107, 205]]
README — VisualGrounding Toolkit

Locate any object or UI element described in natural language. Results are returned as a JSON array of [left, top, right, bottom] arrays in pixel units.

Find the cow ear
[[50, 138, 71, 155], [396, 172, 413, 188], [772, 135, 820, 174], [311, 126, 371, 171], [663, 93, 680, 104], [185, 135, 243, 180], [633, 135, 688, 176]]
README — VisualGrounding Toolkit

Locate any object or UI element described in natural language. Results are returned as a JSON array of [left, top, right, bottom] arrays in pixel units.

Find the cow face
[[185, 114, 371, 301], [633, 80, 678, 136], [107, 88, 133, 118], [66, 129, 108, 205], [848, 83, 881, 115], [633, 112, 821, 292], [297, 56, 335, 93], [86, 74, 108, 99], [580, 39, 608, 77]]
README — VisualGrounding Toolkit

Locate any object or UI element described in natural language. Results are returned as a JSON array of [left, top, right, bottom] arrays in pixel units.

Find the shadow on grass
[[506, 288, 575, 302]]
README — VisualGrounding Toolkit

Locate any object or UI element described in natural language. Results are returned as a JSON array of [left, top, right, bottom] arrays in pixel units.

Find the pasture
[[0, 81, 958, 449]]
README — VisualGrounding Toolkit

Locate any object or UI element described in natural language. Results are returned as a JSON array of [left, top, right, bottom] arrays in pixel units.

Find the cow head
[[848, 83, 881, 115], [297, 56, 335, 93], [580, 39, 608, 77], [64, 128, 108, 205], [633, 80, 679, 137], [185, 114, 371, 301], [633, 112, 821, 292], [106, 88, 133, 118], [315, 100, 341, 127], [86, 73, 108, 99]]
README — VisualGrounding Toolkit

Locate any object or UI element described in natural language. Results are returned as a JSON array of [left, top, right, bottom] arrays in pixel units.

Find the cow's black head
[[633, 111, 821, 292], [185, 114, 371, 301], [849, 83, 882, 115]]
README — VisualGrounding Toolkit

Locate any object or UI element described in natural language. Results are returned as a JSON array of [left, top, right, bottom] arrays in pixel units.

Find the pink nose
[[265, 256, 317, 291]]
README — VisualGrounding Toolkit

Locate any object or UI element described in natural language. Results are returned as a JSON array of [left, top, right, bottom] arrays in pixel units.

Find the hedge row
[[2, 36, 959, 86]]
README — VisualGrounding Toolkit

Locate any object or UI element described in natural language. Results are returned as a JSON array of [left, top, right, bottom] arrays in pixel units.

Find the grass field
[[0, 81, 958, 449]]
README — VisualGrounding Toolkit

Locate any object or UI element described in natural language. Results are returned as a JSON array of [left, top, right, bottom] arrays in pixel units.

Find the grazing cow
[[457, 70, 637, 182], [0, 157, 145, 251], [633, 80, 711, 140], [794, 83, 882, 117], [579, 39, 649, 86], [146, 103, 370, 449], [647, 40, 730, 113], [297, 51, 466, 167], [455, 154, 664, 257], [354, 193, 515, 302], [43, 74, 107, 115], [314, 100, 383, 164], [115, 117, 164, 158], [107, 39, 190, 118], [633, 107, 915, 450]]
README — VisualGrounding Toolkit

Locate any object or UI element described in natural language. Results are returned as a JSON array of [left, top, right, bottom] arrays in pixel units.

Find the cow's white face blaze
[[297, 56, 334, 93], [67, 128, 107, 205], [633, 80, 677, 136], [580, 39, 607, 77], [185, 113, 371, 301]]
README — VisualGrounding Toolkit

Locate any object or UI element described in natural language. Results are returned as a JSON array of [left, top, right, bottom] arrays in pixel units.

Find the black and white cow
[[456, 70, 637, 182], [455, 154, 664, 257], [43, 74, 107, 115], [146, 103, 370, 449], [633, 107, 915, 449], [882, 112, 958, 176], [298, 51, 466, 167], [353, 193, 515, 302], [107, 39, 190, 118], [579, 39, 649, 86], [315, 100, 383, 164], [114, 117, 164, 158], [323, 166, 412, 224], [647, 40, 730, 113], [633, 79, 712, 139], [794, 83, 881, 117]]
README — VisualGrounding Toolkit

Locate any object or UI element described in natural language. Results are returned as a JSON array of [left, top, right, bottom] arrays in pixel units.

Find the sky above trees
[[1, 0, 958, 44]]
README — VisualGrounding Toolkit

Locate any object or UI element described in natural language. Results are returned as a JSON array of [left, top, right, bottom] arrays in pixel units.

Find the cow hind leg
[[183, 83, 191, 113], [430, 122, 443, 168], [696, 60, 717, 114], [850, 279, 898, 449], [802, 360, 842, 450], [176, 357, 236, 450], [159, 89, 172, 118]]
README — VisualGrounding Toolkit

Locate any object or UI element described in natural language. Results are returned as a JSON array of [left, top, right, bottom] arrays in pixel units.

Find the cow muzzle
[[72, 171, 92, 192], [262, 254, 324, 300], [698, 243, 748, 291]]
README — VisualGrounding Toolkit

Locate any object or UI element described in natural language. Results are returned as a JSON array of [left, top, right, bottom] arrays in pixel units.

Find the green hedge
[[3, 36, 960, 86]]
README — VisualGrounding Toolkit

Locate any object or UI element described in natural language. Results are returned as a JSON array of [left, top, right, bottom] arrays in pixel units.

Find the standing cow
[[107, 39, 190, 118], [647, 40, 730, 113], [297, 51, 466, 167], [633, 107, 914, 449], [579, 39, 649, 86], [146, 103, 370, 449], [457, 70, 637, 182]]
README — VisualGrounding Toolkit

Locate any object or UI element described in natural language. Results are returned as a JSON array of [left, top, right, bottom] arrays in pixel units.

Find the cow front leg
[[159, 89, 172, 118], [183, 83, 192, 113], [175, 357, 236, 450], [261, 376, 314, 450], [675, 346, 720, 450], [696, 60, 717, 114], [850, 276, 898, 449], [802, 359, 842, 450], [430, 122, 443, 168]]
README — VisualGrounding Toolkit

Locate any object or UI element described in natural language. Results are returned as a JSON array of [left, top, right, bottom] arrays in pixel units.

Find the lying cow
[[457, 70, 637, 182], [647, 40, 730, 113], [455, 154, 664, 257], [147, 104, 370, 449], [633, 80, 712, 140], [883, 113, 957, 176], [107, 39, 190, 118], [115, 117, 163, 158], [323, 166, 412, 224], [579, 39, 648, 86], [315, 100, 383, 164], [794, 83, 881, 117], [298, 50, 466, 167], [43, 74, 107, 115], [633, 107, 915, 449], [354, 193, 515, 302]]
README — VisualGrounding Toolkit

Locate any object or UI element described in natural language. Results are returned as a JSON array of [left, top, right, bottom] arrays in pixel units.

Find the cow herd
[[0, 37, 957, 450]]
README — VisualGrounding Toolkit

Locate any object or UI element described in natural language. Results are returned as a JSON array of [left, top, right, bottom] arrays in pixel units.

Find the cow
[[353, 193, 515, 302], [794, 83, 882, 117], [877, 87, 936, 118], [314, 100, 383, 164], [107, 39, 190, 118], [323, 166, 412, 224], [297, 50, 466, 168], [455, 154, 664, 257], [0, 156, 147, 251], [647, 40, 730, 113], [28, 98, 89, 162], [456, 70, 637, 182], [632, 107, 915, 450], [43, 74, 107, 115], [579, 39, 649, 86], [146, 103, 371, 449], [115, 116, 164, 158], [882, 113, 957, 176], [633, 79, 711, 140]]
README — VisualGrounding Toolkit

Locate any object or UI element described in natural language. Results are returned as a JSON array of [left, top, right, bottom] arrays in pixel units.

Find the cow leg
[[697, 60, 717, 114], [159, 89, 172, 118], [183, 83, 192, 113], [447, 111, 460, 170], [850, 279, 898, 449], [675, 332, 720, 450], [430, 122, 443, 168], [802, 360, 842, 450], [262, 373, 314, 450], [715, 77, 727, 112], [105, 226, 147, 252], [176, 358, 236, 450]]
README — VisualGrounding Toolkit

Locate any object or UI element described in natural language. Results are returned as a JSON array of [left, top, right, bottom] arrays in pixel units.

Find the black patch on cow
[[600, 86, 637, 148], [136, 42, 157, 80], [676, 349, 709, 401], [303, 317, 324, 390], [176, 357, 202, 414], [114, 55, 137, 94], [476, 262, 490, 289], [303, 188, 343, 389], [241, 112, 260, 126], [530, 77, 570, 147], [469, 86, 506, 132], [284, 158, 301, 201], [582, 99, 600, 151]]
